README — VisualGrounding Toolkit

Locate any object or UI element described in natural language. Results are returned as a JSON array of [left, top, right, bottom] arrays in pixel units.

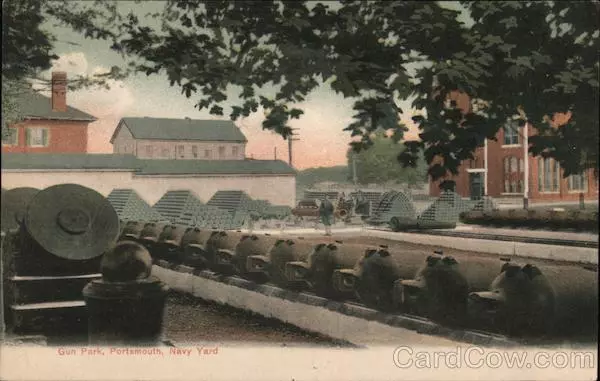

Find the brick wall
[[1, 119, 89, 153]]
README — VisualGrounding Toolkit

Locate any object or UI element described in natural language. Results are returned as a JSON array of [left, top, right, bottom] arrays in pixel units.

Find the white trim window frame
[[25, 127, 49, 147], [538, 157, 561, 193], [2, 127, 18, 146], [177, 144, 185, 159], [503, 156, 524, 193], [567, 173, 588, 192], [502, 121, 521, 146]]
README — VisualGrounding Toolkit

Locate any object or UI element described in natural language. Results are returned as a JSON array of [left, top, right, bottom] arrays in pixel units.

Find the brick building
[[1, 72, 96, 153], [429, 93, 598, 203]]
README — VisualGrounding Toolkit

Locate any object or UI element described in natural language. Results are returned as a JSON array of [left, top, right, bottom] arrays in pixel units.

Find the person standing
[[319, 196, 334, 236]]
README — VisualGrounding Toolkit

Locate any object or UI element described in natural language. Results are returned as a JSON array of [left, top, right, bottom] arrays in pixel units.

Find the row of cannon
[[461, 208, 598, 231], [121, 220, 598, 339]]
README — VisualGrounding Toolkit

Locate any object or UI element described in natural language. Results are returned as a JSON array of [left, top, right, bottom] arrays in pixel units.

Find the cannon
[[468, 262, 599, 337], [204, 230, 245, 273], [389, 217, 456, 231], [286, 241, 374, 299], [217, 233, 278, 280], [179, 227, 216, 268], [154, 224, 187, 263], [118, 220, 144, 241], [396, 253, 504, 325], [332, 246, 426, 311], [137, 222, 167, 258], [3, 184, 118, 332], [247, 237, 315, 289], [83, 241, 169, 345], [1, 187, 40, 232]]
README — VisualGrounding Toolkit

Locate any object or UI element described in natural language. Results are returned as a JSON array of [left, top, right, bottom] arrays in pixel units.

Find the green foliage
[[1, 0, 130, 129], [1, 79, 30, 131], [347, 130, 428, 186], [296, 166, 351, 189], [106, 1, 598, 180], [3, 1, 597, 181]]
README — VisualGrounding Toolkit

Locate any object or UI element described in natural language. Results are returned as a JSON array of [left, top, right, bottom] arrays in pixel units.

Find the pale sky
[[37, 1, 468, 169]]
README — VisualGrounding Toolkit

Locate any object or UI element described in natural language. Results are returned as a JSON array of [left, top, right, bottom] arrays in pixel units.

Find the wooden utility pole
[[274, 147, 277, 160], [288, 128, 300, 167], [352, 154, 359, 186]]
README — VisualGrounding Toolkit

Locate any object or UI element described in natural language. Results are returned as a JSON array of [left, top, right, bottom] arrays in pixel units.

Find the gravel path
[[163, 292, 353, 347]]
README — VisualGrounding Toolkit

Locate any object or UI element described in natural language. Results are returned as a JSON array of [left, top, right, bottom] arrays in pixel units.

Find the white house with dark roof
[[110, 117, 247, 160]]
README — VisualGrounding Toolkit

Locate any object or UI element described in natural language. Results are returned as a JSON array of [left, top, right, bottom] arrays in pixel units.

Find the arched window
[[503, 156, 524, 193], [537, 157, 560, 192]]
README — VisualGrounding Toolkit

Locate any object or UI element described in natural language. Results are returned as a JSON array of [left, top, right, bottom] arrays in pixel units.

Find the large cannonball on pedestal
[[101, 241, 153, 282]]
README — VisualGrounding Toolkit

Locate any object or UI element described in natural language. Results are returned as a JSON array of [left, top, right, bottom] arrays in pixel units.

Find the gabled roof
[[110, 117, 248, 143], [14, 91, 97, 122]]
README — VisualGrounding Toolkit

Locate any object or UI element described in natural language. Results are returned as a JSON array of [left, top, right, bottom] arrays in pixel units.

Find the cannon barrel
[[118, 220, 144, 242], [154, 224, 187, 263], [179, 227, 215, 268], [333, 246, 426, 311], [137, 222, 167, 257], [1, 187, 40, 232], [204, 230, 245, 272], [286, 241, 373, 299], [396, 253, 504, 325], [247, 237, 314, 289], [219, 233, 278, 280], [468, 263, 598, 337]]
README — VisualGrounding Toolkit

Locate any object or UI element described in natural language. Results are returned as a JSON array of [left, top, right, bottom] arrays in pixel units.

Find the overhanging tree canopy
[[3, 1, 597, 180]]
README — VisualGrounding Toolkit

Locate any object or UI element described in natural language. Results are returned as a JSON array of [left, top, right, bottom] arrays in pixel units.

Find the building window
[[568, 173, 587, 192], [204, 149, 211, 158], [218, 146, 225, 158], [177, 145, 185, 158], [503, 122, 520, 145], [503, 156, 524, 193], [232, 146, 238, 157], [192, 145, 198, 158], [161, 148, 169, 158], [538, 157, 560, 192], [2, 128, 18, 146], [26, 127, 49, 147], [145, 145, 155, 158]]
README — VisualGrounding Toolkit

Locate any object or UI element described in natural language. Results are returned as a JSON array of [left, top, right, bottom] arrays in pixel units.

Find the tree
[[106, 1, 598, 180], [6, 1, 596, 181], [347, 130, 427, 186], [1, 0, 128, 131], [109, 1, 465, 149]]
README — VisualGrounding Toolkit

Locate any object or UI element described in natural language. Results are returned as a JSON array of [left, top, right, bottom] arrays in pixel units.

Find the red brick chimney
[[51, 71, 67, 112]]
